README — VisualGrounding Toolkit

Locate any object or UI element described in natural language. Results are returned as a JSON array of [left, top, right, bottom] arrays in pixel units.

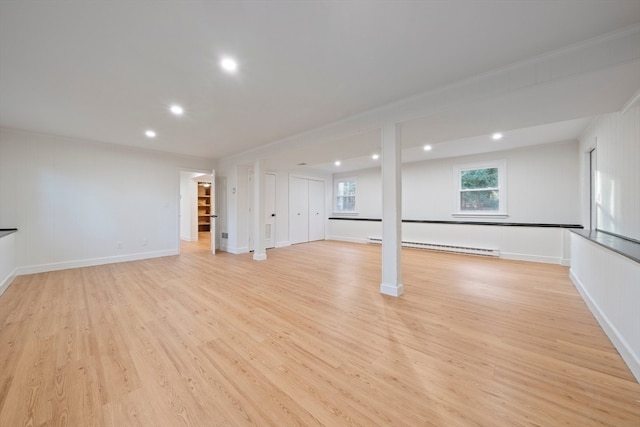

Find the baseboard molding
[[570, 269, 640, 383], [275, 241, 291, 248], [219, 245, 248, 255], [0, 268, 17, 296], [327, 237, 564, 264], [500, 252, 563, 265], [326, 235, 369, 244], [180, 235, 198, 242], [15, 249, 179, 276]]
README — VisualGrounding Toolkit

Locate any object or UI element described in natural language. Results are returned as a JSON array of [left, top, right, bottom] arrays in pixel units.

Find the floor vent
[[367, 236, 499, 257]]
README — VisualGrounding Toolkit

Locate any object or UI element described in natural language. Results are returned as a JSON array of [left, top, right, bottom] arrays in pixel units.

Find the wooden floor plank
[[1, 239, 639, 426]]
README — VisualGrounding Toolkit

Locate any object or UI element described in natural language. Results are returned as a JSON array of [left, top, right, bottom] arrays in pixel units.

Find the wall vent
[[367, 236, 499, 257]]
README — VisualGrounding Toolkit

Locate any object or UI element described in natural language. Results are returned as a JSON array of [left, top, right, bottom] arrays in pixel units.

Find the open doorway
[[179, 170, 211, 253], [196, 179, 213, 244]]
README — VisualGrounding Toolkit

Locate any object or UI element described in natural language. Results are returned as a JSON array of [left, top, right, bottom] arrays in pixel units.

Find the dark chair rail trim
[[328, 218, 582, 228]]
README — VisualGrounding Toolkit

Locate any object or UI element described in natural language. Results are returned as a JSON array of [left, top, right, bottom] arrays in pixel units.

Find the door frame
[[247, 170, 277, 251], [177, 168, 212, 253]]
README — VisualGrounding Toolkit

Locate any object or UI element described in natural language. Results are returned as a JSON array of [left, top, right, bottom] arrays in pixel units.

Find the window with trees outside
[[453, 160, 507, 216], [335, 178, 357, 213]]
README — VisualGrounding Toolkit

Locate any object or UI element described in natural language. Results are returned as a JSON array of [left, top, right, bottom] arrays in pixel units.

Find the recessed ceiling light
[[423, 144, 432, 151], [372, 153, 379, 160], [170, 104, 184, 116], [145, 130, 156, 138], [334, 160, 341, 166], [220, 57, 238, 73], [492, 132, 503, 140]]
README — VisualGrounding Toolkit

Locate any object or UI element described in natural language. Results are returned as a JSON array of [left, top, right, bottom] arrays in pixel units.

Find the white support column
[[380, 122, 404, 297], [253, 159, 267, 261]]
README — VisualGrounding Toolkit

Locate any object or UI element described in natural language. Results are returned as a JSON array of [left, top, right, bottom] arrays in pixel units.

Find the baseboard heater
[[367, 236, 500, 257]]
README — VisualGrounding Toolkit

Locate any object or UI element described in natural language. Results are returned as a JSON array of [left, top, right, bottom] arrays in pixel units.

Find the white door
[[210, 169, 216, 254], [290, 177, 309, 244], [308, 179, 325, 241], [264, 173, 276, 249], [247, 171, 254, 251]]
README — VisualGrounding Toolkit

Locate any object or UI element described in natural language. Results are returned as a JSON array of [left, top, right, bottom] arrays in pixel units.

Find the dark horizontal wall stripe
[[0, 228, 18, 239], [329, 217, 382, 222], [328, 218, 582, 228]]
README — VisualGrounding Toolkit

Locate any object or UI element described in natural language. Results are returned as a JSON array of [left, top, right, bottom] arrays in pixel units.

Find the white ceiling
[[1, 1, 640, 169]]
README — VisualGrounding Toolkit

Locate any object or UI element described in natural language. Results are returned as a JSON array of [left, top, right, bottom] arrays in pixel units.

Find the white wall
[[236, 165, 251, 253], [334, 141, 580, 223], [0, 233, 16, 295], [570, 234, 640, 381], [0, 127, 213, 274], [274, 171, 290, 247], [179, 171, 200, 242], [329, 220, 571, 265], [329, 141, 579, 264], [216, 165, 237, 253], [571, 99, 640, 382], [580, 102, 640, 240]]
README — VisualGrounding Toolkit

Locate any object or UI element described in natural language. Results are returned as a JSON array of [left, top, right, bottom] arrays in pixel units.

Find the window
[[453, 160, 507, 216], [335, 177, 357, 213]]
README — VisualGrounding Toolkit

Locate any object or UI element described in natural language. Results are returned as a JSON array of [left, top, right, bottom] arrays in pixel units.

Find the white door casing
[[210, 169, 216, 254]]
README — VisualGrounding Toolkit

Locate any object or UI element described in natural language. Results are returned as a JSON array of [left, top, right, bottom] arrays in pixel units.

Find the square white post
[[380, 122, 404, 296], [253, 159, 267, 261]]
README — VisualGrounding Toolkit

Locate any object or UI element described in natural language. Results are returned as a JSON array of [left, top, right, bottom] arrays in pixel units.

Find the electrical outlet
[[221, 232, 228, 239], [117, 241, 123, 249]]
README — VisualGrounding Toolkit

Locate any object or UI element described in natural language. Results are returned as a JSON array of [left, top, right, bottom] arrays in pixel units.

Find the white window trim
[[452, 159, 508, 218], [333, 176, 358, 215]]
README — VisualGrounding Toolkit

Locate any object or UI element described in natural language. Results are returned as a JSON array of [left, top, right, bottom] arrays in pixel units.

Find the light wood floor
[[1, 240, 638, 426]]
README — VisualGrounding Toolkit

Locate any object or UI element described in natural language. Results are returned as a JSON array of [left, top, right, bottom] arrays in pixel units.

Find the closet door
[[264, 173, 276, 249], [308, 179, 325, 242], [289, 177, 309, 244]]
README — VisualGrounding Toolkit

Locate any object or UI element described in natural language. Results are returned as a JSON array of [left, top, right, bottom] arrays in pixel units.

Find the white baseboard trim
[[219, 245, 249, 255], [380, 282, 405, 297], [275, 241, 291, 248], [180, 235, 198, 242], [327, 237, 564, 265], [326, 235, 369, 244], [570, 269, 640, 382], [15, 249, 179, 276], [500, 252, 562, 265], [0, 268, 17, 296]]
